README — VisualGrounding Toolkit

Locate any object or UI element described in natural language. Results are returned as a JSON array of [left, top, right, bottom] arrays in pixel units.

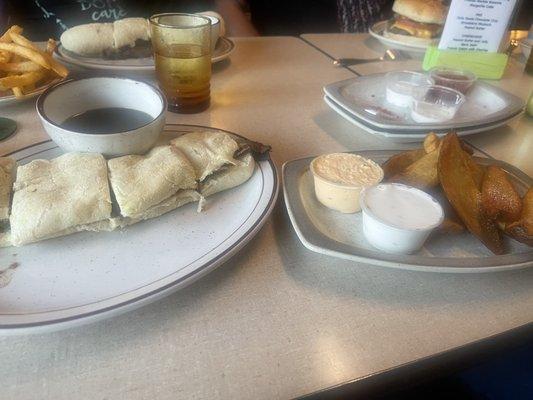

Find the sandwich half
[[170, 131, 256, 198], [0, 157, 15, 229], [60, 18, 151, 59], [9, 153, 113, 246], [107, 145, 199, 222]]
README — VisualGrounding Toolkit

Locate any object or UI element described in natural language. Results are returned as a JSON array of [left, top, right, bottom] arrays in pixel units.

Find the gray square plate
[[324, 74, 525, 133], [283, 150, 533, 273], [324, 95, 522, 143]]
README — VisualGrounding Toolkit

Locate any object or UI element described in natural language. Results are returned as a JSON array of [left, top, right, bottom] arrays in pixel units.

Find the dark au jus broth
[[61, 107, 153, 134]]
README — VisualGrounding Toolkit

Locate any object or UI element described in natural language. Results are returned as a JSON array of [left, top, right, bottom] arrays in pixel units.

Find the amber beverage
[[150, 14, 212, 113]]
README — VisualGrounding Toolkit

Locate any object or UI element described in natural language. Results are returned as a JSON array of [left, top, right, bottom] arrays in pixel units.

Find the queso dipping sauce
[[310, 153, 383, 213], [61, 107, 153, 134], [360, 183, 444, 254]]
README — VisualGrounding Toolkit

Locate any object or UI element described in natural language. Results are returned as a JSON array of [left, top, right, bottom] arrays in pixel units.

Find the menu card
[[438, 0, 518, 52]]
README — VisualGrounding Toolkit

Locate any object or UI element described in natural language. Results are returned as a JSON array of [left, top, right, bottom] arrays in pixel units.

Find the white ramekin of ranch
[[310, 153, 383, 213], [360, 183, 444, 254]]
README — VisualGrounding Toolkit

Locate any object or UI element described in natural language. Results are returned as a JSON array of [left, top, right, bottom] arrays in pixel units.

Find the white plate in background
[[54, 37, 235, 71], [0, 78, 64, 107], [368, 20, 437, 53], [324, 74, 525, 132]]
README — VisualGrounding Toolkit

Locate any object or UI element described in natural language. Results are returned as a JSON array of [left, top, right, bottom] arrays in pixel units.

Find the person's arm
[[214, 0, 258, 36]]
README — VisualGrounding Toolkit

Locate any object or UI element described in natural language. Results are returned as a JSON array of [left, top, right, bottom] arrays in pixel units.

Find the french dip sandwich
[[60, 18, 152, 59], [2, 131, 269, 247], [384, 0, 448, 45]]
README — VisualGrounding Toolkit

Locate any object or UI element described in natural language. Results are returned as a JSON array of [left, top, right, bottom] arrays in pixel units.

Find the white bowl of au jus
[[36, 77, 167, 157], [360, 183, 444, 254]]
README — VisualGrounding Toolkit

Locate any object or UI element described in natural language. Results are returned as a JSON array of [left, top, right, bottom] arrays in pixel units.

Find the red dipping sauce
[[429, 68, 477, 94]]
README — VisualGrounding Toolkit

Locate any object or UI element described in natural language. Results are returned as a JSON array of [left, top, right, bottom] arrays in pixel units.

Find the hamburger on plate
[[384, 0, 448, 46]]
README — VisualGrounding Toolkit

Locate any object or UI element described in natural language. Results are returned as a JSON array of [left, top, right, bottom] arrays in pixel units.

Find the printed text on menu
[[438, 0, 518, 52]]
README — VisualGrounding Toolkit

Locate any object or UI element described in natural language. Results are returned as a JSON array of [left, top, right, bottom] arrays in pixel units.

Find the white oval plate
[[0, 125, 278, 333], [369, 20, 437, 53], [54, 37, 235, 71], [0, 78, 64, 107], [283, 151, 533, 273]]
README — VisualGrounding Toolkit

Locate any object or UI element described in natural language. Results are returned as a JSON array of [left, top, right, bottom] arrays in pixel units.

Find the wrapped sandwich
[[60, 18, 152, 59]]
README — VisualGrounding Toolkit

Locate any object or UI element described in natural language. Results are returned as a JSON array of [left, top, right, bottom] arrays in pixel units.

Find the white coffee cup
[[202, 15, 220, 52]]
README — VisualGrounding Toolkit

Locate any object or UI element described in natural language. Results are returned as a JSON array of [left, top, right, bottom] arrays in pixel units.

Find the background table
[[0, 35, 532, 400]]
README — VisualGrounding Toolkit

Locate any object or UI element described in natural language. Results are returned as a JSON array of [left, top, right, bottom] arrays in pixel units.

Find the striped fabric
[[337, 0, 391, 32]]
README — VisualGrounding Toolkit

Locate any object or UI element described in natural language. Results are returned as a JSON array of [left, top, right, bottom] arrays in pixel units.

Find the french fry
[[0, 26, 68, 98], [12, 87, 24, 98], [0, 26, 23, 43], [9, 32, 40, 51], [0, 43, 50, 69], [0, 26, 23, 62], [5, 34, 68, 77], [24, 82, 36, 92], [46, 39, 58, 55], [0, 71, 45, 91], [43, 53, 69, 77], [0, 61, 42, 73]]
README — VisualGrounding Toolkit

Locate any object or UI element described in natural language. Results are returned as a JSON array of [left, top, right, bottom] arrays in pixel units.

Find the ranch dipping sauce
[[310, 153, 383, 213], [360, 183, 444, 254], [364, 184, 442, 230]]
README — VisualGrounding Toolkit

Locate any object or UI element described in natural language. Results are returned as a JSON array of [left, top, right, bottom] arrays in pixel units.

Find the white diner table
[[0, 35, 532, 399]]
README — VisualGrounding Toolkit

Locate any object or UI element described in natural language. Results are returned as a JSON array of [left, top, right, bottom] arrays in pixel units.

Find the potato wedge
[[391, 146, 440, 189], [427, 187, 465, 234], [481, 166, 522, 223], [423, 132, 440, 153], [382, 148, 425, 179], [505, 188, 533, 246], [438, 133, 503, 254], [434, 218, 465, 235], [466, 155, 485, 190]]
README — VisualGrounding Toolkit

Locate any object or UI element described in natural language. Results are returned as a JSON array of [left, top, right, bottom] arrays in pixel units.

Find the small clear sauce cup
[[429, 67, 477, 94], [385, 71, 434, 108], [410, 84, 465, 123]]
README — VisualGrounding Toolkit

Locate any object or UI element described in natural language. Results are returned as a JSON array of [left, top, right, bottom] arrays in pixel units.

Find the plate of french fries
[[0, 26, 69, 105]]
